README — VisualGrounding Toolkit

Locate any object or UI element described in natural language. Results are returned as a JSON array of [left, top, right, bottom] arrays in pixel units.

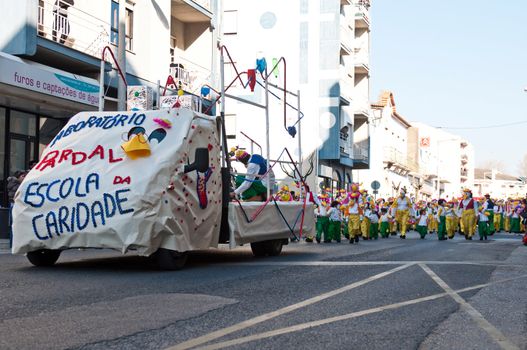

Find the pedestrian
[[7, 170, 26, 205], [361, 203, 371, 240], [437, 199, 447, 240], [379, 207, 391, 238], [416, 208, 428, 239], [477, 208, 489, 240], [326, 200, 342, 243], [483, 194, 495, 235], [369, 208, 379, 239], [445, 201, 458, 239], [347, 193, 361, 243], [393, 188, 412, 239], [458, 188, 477, 240], [314, 201, 329, 243]]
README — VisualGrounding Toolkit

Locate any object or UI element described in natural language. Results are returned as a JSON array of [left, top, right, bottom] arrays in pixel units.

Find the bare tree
[[479, 159, 507, 173], [517, 153, 527, 177]]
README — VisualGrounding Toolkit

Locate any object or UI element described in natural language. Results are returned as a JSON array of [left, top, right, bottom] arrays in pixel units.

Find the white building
[[220, 0, 372, 193], [474, 169, 526, 199], [409, 122, 475, 200], [352, 91, 416, 198]]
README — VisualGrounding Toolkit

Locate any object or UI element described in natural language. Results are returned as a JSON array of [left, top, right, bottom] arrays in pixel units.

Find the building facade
[[220, 0, 371, 193], [0, 0, 218, 207], [352, 91, 416, 198], [474, 169, 526, 199]]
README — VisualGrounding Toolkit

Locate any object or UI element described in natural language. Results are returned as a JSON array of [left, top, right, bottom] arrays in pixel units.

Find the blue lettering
[[76, 202, 89, 230], [134, 114, 146, 125], [32, 214, 48, 240], [115, 114, 128, 127], [46, 179, 61, 202], [87, 116, 98, 127], [24, 182, 45, 208], [115, 189, 134, 215], [103, 193, 117, 218], [73, 121, 86, 132], [58, 206, 70, 234], [86, 173, 99, 193], [128, 113, 137, 124], [95, 117, 104, 127], [70, 206, 75, 232], [59, 177, 74, 198], [102, 116, 117, 129], [91, 201, 105, 228], [45, 211, 59, 238], [49, 129, 64, 148], [75, 177, 87, 197]]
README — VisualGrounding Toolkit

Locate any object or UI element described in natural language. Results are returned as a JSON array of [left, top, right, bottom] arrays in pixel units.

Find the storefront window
[[39, 117, 66, 156], [10, 110, 36, 136]]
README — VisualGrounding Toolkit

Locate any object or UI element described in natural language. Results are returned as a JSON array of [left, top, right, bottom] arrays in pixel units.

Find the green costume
[[369, 222, 379, 239], [235, 175, 267, 200], [437, 216, 447, 240], [316, 216, 330, 242], [328, 220, 341, 242], [380, 221, 390, 238], [478, 221, 488, 240], [417, 225, 427, 239]]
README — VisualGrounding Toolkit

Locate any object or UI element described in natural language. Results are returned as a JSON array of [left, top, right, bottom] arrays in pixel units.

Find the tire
[[26, 249, 61, 267], [155, 248, 188, 270], [250, 241, 267, 257], [266, 239, 283, 256], [250, 239, 284, 257]]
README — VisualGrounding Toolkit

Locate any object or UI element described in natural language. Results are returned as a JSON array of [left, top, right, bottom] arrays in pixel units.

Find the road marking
[[419, 264, 519, 350], [222, 260, 524, 267], [167, 263, 413, 350], [193, 274, 527, 350]]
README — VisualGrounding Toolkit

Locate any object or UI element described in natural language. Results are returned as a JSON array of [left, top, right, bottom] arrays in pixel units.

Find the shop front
[[0, 51, 99, 207]]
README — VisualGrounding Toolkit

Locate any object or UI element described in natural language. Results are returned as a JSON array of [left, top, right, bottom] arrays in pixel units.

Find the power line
[[435, 120, 527, 130]]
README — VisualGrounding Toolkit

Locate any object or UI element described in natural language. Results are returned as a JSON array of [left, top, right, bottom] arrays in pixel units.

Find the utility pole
[[117, 0, 127, 111]]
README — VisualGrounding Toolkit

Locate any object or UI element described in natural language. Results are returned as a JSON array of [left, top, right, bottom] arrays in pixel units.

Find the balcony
[[340, 25, 352, 55], [37, 0, 110, 59], [169, 58, 212, 95], [354, 47, 369, 75], [354, 2, 370, 29], [383, 146, 415, 175], [353, 142, 369, 169], [171, 0, 212, 23]]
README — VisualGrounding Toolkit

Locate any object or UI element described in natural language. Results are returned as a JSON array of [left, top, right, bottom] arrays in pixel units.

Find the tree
[[479, 159, 507, 173], [517, 153, 527, 177]]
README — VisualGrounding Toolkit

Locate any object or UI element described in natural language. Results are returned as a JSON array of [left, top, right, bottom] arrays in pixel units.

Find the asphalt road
[[0, 231, 526, 350]]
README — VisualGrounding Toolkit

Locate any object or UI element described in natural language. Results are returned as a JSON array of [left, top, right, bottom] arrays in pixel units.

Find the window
[[111, 1, 134, 51], [223, 10, 238, 35]]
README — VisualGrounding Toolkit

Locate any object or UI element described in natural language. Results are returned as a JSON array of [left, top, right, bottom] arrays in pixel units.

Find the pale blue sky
[[370, 0, 527, 174]]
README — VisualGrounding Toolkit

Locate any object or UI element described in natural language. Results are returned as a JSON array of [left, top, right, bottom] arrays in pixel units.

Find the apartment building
[[352, 91, 416, 198], [410, 122, 475, 200], [0, 0, 218, 206], [220, 0, 371, 192]]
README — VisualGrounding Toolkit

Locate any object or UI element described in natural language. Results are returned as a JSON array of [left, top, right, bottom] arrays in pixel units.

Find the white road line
[[193, 274, 527, 350], [167, 263, 413, 350], [221, 260, 523, 267], [419, 264, 519, 350]]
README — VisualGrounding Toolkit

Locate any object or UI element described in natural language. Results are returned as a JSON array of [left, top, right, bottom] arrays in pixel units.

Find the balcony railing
[[353, 142, 369, 162], [354, 3, 370, 28], [38, 0, 110, 58], [170, 56, 213, 95]]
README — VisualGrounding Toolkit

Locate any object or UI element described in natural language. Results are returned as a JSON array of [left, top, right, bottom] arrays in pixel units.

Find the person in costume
[[369, 208, 379, 239], [361, 202, 372, 240], [314, 195, 329, 243], [510, 201, 522, 233], [436, 199, 447, 240], [493, 200, 503, 233], [416, 208, 429, 239], [482, 194, 495, 235], [379, 207, 391, 238], [393, 187, 412, 239], [231, 149, 275, 201], [477, 206, 489, 240], [347, 192, 362, 243], [458, 188, 478, 240], [445, 201, 458, 239], [326, 200, 342, 243]]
